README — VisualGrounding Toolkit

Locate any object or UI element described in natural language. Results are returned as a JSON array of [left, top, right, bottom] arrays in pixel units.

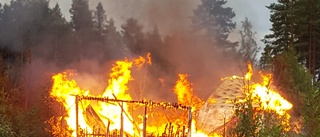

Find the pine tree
[[50, 4, 68, 29], [295, 0, 320, 82], [230, 93, 261, 137], [70, 0, 93, 32], [94, 2, 107, 36], [238, 17, 259, 65], [192, 0, 237, 52], [105, 18, 124, 59], [260, 0, 296, 69], [121, 18, 145, 55], [70, 0, 94, 59], [46, 3, 71, 63]]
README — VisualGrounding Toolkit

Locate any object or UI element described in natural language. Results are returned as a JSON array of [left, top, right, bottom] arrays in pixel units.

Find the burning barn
[[49, 54, 292, 137]]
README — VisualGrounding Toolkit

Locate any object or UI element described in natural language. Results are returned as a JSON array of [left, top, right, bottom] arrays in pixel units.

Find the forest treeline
[[0, 0, 319, 136]]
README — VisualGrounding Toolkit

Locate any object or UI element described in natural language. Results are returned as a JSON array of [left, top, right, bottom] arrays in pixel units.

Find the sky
[[0, 0, 277, 56]]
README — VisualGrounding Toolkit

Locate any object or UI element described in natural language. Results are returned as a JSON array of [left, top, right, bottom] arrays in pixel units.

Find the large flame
[[50, 58, 292, 137], [174, 74, 201, 107], [50, 55, 148, 136], [242, 63, 293, 131], [50, 71, 91, 136], [96, 59, 135, 135], [241, 63, 292, 114], [173, 74, 218, 137]]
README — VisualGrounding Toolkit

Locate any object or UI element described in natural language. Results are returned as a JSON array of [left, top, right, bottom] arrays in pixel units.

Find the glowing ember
[[147, 52, 152, 65]]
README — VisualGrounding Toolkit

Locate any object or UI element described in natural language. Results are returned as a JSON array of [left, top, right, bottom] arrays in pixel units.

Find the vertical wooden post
[[142, 105, 147, 137], [106, 121, 110, 137], [120, 102, 124, 137], [75, 95, 79, 137], [223, 116, 226, 137], [187, 107, 192, 137], [182, 126, 185, 137]]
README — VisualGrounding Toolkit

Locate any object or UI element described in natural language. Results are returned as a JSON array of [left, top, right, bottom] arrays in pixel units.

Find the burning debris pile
[[49, 54, 292, 137]]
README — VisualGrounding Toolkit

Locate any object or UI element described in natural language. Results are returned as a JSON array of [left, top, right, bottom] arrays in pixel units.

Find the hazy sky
[[0, 0, 277, 55]]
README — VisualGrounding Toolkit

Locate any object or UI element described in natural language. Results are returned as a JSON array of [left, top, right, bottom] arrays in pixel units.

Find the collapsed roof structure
[[196, 77, 245, 135]]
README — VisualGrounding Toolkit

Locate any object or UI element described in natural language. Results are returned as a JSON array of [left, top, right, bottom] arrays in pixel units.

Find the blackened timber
[[79, 96, 189, 110], [75, 95, 79, 137], [112, 94, 142, 135], [85, 105, 106, 132], [120, 102, 124, 137], [187, 107, 192, 137], [143, 105, 147, 137]]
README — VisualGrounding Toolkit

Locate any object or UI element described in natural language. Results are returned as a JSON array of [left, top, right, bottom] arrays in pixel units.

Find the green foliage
[[260, 0, 296, 69], [0, 75, 15, 137], [13, 108, 49, 137], [259, 48, 317, 136], [0, 58, 54, 136], [0, 115, 14, 137], [261, 0, 320, 82], [302, 83, 320, 136], [285, 49, 312, 94], [266, 49, 311, 121], [230, 92, 262, 137], [259, 1, 320, 134], [258, 110, 289, 137], [230, 80, 291, 137], [294, 0, 320, 82]]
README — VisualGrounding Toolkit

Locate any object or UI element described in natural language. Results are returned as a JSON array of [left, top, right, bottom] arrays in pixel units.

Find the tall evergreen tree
[[260, 0, 296, 69], [192, 0, 237, 52], [104, 18, 124, 59], [94, 2, 106, 36], [70, 0, 93, 32], [238, 17, 259, 65], [295, 0, 320, 82], [70, 0, 95, 59], [121, 18, 145, 55], [45, 3, 71, 63]]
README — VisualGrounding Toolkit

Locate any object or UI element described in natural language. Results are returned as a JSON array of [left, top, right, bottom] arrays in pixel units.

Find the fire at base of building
[[197, 74, 293, 136], [51, 76, 292, 137], [49, 54, 293, 137], [75, 96, 193, 137], [196, 77, 245, 135]]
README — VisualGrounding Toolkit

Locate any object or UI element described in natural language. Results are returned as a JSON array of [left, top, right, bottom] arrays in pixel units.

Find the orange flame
[[242, 63, 293, 131], [173, 74, 216, 136], [134, 56, 146, 70], [96, 59, 136, 135], [245, 62, 253, 80], [174, 74, 194, 106], [147, 52, 152, 65], [50, 55, 150, 136], [50, 71, 91, 136], [50, 58, 291, 137]]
